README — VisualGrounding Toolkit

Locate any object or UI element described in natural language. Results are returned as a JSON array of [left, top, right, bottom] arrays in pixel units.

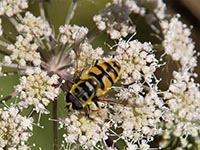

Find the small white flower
[[93, 0, 136, 39], [15, 69, 60, 113], [6, 34, 41, 66], [20, 117, 33, 130], [8, 106, 19, 117], [161, 68, 200, 148], [69, 41, 104, 71], [0, 105, 32, 149], [8, 148, 16, 150], [2, 56, 12, 65], [139, 142, 150, 150], [148, 0, 166, 21], [79, 135, 88, 145], [161, 15, 196, 69], [115, 39, 158, 84], [17, 11, 52, 37], [127, 143, 138, 150], [18, 144, 30, 150], [59, 24, 88, 45], [1, 110, 9, 120], [0, 0, 28, 17]]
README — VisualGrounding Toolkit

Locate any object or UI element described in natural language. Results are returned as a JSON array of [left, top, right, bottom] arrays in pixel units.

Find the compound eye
[[65, 93, 83, 110]]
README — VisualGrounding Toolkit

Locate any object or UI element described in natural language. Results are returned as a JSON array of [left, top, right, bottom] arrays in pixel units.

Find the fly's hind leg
[[91, 96, 101, 109], [93, 96, 100, 108], [91, 96, 106, 111], [85, 105, 91, 118], [84, 96, 101, 119], [84, 105, 97, 120]]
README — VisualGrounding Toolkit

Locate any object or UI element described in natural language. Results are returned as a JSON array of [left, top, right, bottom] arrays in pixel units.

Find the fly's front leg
[[65, 102, 73, 111]]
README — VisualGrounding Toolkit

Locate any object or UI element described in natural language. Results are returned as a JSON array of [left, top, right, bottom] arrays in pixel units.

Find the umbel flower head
[[0, 0, 199, 150]]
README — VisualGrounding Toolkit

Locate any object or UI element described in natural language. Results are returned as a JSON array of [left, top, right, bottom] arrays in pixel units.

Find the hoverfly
[[65, 59, 121, 111]]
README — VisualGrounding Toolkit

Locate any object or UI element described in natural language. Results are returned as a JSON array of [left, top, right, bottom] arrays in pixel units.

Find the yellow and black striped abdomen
[[80, 60, 121, 97]]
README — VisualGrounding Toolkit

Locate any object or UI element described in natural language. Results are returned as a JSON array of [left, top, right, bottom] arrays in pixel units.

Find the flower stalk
[[53, 98, 58, 150], [65, 0, 79, 24]]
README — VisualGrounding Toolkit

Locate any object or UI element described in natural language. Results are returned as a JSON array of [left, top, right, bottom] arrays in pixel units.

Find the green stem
[[0, 71, 23, 76], [53, 98, 58, 150], [9, 17, 19, 28], [65, 0, 79, 24], [0, 63, 33, 70], [0, 92, 17, 103], [39, 0, 52, 47], [87, 27, 102, 43], [16, 14, 23, 21], [39, 0, 46, 21], [0, 39, 9, 47], [0, 48, 10, 55]]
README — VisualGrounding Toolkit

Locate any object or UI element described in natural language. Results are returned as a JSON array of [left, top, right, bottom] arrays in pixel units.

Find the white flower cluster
[[114, 0, 145, 15], [17, 12, 52, 38], [104, 39, 163, 149], [60, 109, 109, 150], [161, 70, 200, 149], [93, 0, 139, 39], [0, 104, 33, 149], [145, 0, 166, 24], [5, 34, 41, 66], [69, 41, 104, 72], [0, 0, 28, 17], [115, 39, 158, 84], [113, 86, 163, 149], [161, 15, 196, 69], [15, 68, 60, 113], [59, 24, 88, 45], [93, 0, 166, 39]]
